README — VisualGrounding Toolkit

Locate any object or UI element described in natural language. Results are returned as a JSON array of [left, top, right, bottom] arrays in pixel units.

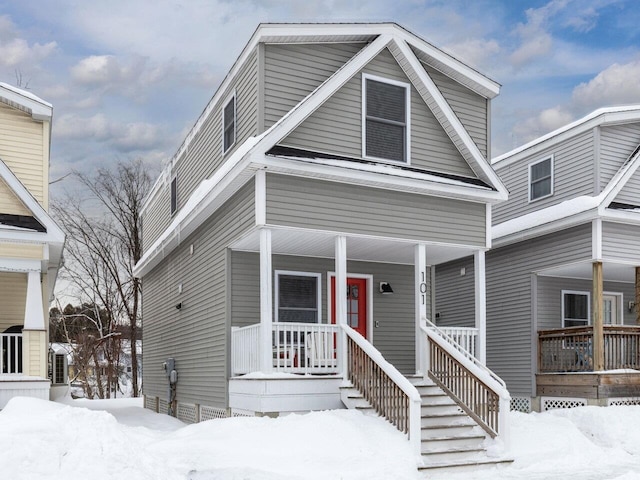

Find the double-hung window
[[275, 271, 321, 323], [529, 156, 553, 201], [562, 290, 590, 328], [363, 74, 410, 163], [223, 93, 236, 153]]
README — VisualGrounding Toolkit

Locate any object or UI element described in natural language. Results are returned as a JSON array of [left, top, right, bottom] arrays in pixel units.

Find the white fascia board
[[493, 106, 640, 168], [0, 158, 65, 245], [261, 155, 503, 204], [0, 83, 52, 120], [0, 258, 41, 273], [601, 208, 640, 226], [391, 39, 508, 200], [599, 145, 640, 212]]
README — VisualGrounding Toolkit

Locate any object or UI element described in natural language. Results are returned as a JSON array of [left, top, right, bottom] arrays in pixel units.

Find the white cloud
[[0, 37, 56, 67], [564, 6, 599, 32], [444, 38, 501, 71], [572, 60, 640, 109], [513, 106, 574, 143]]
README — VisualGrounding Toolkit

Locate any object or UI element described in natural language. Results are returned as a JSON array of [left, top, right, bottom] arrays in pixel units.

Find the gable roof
[[493, 105, 640, 168], [136, 24, 505, 276], [0, 83, 52, 121]]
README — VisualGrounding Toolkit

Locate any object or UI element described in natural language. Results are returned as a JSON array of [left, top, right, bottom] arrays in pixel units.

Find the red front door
[[331, 277, 368, 339]]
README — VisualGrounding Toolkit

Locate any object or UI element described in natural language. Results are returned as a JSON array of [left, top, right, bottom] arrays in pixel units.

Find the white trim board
[[327, 272, 374, 343]]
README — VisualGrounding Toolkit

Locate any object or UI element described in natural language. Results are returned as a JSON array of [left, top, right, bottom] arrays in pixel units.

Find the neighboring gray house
[[437, 106, 640, 413], [134, 23, 512, 470]]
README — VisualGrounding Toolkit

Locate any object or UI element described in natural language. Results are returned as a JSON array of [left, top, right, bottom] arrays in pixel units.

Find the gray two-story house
[[437, 106, 640, 413], [134, 23, 511, 470]]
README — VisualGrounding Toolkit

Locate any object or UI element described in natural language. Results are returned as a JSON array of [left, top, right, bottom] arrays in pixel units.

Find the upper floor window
[[170, 176, 177, 215], [223, 93, 236, 153], [362, 74, 410, 163], [529, 155, 553, 202]]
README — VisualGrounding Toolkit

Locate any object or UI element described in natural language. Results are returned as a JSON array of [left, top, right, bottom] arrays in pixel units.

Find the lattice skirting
[[541, 396, 587, 411], [177, 403, 198, 424], [158, 398, 168, 415], [608, 397, 640, 406], [510, 397, 532, 413], [200, 405, 229, 421], [143, 395, 159, 412], [231, 408, 255, 418]]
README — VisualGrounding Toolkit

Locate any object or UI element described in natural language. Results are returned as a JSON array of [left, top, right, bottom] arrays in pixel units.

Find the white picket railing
[[439, 326, 478, 359], [231, 323, 341, 375], [0, 333, 22, 374]]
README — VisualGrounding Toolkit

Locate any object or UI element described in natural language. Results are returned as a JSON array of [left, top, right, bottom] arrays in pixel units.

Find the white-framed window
[[603, 292, 623, 325], [362, 73, 410, 163], [170, 176, 177, 215], [223, 92, 236, 153], [562, 290, 590, 328], [275, 270, 322, 323], [529, 155, 553, 202]]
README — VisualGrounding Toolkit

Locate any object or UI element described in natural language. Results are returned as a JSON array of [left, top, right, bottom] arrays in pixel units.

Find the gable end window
[[363, 75, 410, 163], [170, 176, 177, 215], [223, 93, 236, 153], [529, 156, 553, 201], [275, 271, 322, 323], [562, 290, 590, 328]]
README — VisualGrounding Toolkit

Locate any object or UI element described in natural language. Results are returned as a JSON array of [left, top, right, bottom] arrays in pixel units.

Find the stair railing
[[342, 325, 423, 460], [420, 318, 510, 445]]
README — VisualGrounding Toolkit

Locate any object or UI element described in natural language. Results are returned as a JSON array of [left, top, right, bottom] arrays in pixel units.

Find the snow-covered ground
[[2, 397, 640, 479]]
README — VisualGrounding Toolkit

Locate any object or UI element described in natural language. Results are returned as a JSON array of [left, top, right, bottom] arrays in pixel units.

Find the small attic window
[[170, 176, 177, 215], [529, 155, 553, 202], [223, 93, 236, 153], [363, 74, 410, 163]]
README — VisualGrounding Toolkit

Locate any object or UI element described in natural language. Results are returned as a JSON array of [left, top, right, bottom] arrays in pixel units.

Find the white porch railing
[[231, 323, 341, 375], [1, 333, 22, 374], [439, 326, 478, 359], [421, 318, 510, 445]]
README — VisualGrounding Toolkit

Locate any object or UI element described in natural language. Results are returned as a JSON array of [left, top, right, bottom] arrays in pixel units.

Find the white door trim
[[327, 272, 374, 343]]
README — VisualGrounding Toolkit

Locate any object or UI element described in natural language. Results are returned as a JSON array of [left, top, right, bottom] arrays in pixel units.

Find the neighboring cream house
[[0, 83, 65, 408]]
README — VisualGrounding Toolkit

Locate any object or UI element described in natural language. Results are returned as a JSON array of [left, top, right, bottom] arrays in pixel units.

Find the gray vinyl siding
[[281, 47, 475, 178], [230, 251, 418, 374], [142, 181, 255, 408], [536, 276, 635, 330], [142, 48, 258, 253], [602, 222, 640, 264], [494, 130, 594, 224], [263, 43, 365, 130], [266, 174, 486, 247], [434, 257, 476, 328], [485, 224, 592, 396], [599, 123, 640, 189], [422, 63, 488, 159]]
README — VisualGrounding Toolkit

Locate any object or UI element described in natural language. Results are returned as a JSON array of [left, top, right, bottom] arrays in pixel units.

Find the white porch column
[[414, 244, 428, 375], [474, 250, 487, 364], [24, 271, 45, 330], [335, 236, 348, 378], [259, 228, 273, 373]]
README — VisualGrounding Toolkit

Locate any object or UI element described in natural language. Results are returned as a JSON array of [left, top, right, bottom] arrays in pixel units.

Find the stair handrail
[[341, 324, 423, 461], [423, 318, 508, 392]]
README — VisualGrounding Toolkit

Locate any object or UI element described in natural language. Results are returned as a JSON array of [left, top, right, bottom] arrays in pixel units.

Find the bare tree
[[53, 159, 151, 397]]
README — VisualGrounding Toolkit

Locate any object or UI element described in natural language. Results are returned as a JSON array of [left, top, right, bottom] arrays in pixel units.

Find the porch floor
[[536, 370, 640, 399]]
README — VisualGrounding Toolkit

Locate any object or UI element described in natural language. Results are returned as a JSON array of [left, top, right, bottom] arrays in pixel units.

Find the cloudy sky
[[1, 0, 640, 194]]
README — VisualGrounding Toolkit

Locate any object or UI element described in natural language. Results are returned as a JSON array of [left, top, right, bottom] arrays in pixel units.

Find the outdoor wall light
[[175, 302, 182, 310], [379, 282, 394, 294], [629, 301, 635, 313]]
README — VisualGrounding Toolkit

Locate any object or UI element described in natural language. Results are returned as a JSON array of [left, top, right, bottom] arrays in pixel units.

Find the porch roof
[[230, 226, 476, 265], [537, 260, 635, 283]]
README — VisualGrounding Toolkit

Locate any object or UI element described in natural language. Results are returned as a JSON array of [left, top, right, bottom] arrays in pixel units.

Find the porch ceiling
[[230, 227, 476, 265], [537, 260, 635, 283]]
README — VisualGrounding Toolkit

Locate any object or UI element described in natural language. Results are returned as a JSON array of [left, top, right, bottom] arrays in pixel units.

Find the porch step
[[419, 457, 514, 473]]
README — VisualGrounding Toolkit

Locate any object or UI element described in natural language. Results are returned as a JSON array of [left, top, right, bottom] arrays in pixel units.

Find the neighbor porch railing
[[231, 322, 341, 375], [538, 325, 640, 373], [0, 333, 22, 374], [421, 319, 510, 441], [439, 326, 478, 359], [343, 325, 422, 458]]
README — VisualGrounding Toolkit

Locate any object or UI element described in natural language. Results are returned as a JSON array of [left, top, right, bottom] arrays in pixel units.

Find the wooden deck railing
[[343, 325, 422, 457], [538, 326, 640, 372], [421, 320, 510, 441], [0, 333, 22, 374]]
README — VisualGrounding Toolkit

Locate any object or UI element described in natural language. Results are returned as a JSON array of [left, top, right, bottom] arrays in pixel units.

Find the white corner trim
[[592, 218, 602, 261], [485, 204, 492, 249], [390, 39, 508, 199], [255, 169, 266, 226]]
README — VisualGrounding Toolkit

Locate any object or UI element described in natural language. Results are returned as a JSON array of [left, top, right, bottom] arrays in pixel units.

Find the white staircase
[[341, 376, 513, 472]]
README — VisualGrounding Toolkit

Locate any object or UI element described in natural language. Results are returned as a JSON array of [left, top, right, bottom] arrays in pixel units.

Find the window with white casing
[[275, 271, 322, 323], [223, 93, 236, 153], [170, 176, 177, 215], [562, 290, 590, 328], [529, 155, 553, 201], [363, 74, 410, 163]]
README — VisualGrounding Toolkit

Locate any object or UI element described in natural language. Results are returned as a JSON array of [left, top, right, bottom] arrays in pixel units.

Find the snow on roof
[[493, 195, 602, 239], [493, 105, 640, 165], [0, 82, 52, 108]]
